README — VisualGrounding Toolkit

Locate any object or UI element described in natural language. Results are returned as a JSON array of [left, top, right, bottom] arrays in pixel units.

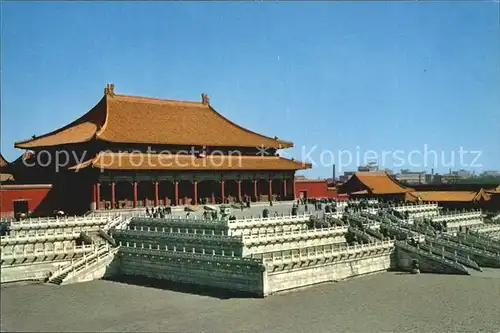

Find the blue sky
[[1, 2, 499, 178]]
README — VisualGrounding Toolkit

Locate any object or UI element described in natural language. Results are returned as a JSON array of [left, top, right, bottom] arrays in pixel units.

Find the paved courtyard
[[170, 202, 329, 220], [2, 272, 499, 332]]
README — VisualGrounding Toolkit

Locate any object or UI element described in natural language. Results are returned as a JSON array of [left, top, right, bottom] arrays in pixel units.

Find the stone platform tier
[[116, 240, 395, 297], [261, 241, 395, 295], [113, 222, 348, 257], [118, 245, 266, 296]]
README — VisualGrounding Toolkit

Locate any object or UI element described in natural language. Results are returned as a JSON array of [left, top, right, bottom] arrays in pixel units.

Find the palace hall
[[12, 84, 310, 214]]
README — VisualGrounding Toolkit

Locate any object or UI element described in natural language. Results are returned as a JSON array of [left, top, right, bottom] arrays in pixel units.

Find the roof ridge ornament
[[201, 93, 210, 105], [104, 83, 115, 97]]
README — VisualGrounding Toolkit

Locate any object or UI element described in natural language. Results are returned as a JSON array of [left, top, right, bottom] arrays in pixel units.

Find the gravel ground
[[2, 272, 500, 332]]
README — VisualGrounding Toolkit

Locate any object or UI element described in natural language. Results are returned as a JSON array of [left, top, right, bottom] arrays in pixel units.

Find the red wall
[[0, 185, 52, 218], [295, 180, 338, 199]]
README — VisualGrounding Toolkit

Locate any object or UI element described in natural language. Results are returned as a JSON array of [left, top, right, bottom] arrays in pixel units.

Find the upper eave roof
[[14, 85, 293, 149]]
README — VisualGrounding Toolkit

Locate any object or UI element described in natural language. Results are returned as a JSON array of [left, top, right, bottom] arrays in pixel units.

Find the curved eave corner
[[13, 95, 108, 150], [296, 161, 312, 170], [276, 141, 294, 149]]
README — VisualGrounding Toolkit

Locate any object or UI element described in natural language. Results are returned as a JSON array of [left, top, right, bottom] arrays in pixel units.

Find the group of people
[[291, 197, 341, 215], [145, 206, 173, 218]]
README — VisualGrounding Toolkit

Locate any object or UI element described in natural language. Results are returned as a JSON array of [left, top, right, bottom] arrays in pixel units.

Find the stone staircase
[[419, 242, 482, 271], [428, 237, 500, 268], [395, 241, 470, 275], [47, 243, 117, 285]]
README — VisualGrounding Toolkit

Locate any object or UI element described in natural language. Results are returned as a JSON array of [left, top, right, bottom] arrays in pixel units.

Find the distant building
[[294, 178, 339, 199], [358, 162, 378, 172], [482, 170, 500, 177], [441, 169, 472, 184], [454, 169, 472, 179], [395, 169, 426, 185]]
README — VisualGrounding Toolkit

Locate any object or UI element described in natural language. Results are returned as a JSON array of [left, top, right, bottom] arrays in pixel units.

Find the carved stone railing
[[393, 203, 439, 212], [131, 216, 226, 227], [9, 216, 111, 230], [261, 240, 394, 266], [241, 226, 348, 245], [432, 211, 483, 223], [227, 214, 310, 230], [119, 243, 264, 266], [112, 228, 241, 244], [1, 244, 95, 261], [231, 223, 308, 236], [1, 230, 81, 245]]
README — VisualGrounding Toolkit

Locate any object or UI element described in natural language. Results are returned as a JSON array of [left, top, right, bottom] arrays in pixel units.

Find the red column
[[293, 179, 297, 199], [253, 180, 258, 201], [133, 182, 138, 208], [221, 181, 225, 203], [96, 183, 101, 210], [111, 182, 116, 209], [174, 181, 179, 206], [268, 179, 272, 201], [154, 181, 159, 207], [237, 180, 242, 202], [91, 184, 97, 210], [283, 180, 287, 199], [193, 181, 198, 205]]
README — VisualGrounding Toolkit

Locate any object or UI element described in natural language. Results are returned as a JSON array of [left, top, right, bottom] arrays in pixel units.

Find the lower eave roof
[[69, 152, 311, 171]]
